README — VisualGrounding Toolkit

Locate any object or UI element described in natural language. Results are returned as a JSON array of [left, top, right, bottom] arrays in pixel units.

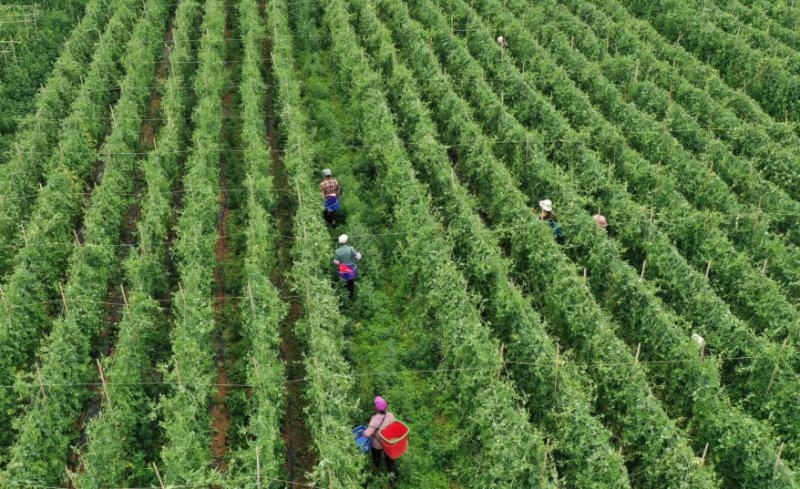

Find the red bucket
[[379, 421, 409, 459]]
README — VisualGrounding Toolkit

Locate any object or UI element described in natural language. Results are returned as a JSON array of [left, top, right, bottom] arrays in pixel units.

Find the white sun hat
[[539, 199, 553, 212], [323, 168, 332, 176], [338, 234, 348, 244], [497, 36, 504, 44]]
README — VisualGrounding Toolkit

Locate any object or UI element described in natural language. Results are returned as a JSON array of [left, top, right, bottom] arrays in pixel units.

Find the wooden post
[[668, 84, 673, 111], [153, 462, 166, 489], [496, 343, 504, 380], [120, 284, 129, 309], [705, 259, 712, 279], [256, 446, 262, 489], [450, 167, 457, 191], [540, 438, 551, 480], [640, 260, 647, 282], [328, 467, 334, 489], [96, 359, 113, 411], [754, 196, 762, 231], [634, 342, 641, 367], [247, 281, 256, 313], [58, 282, 68, 316], [173, 357, 182, 386], [634, 58, 639, 81], [700, 442, 709, 466], [65, 467, 78, 489], [0, 286, 7, 314], [20, 223, 28, 247], [583, 267, 587, 286], [766, 337, 789, 395], [35, 362, 46, 399], [553, 345, 559, 409], [313, 355, 323, 385], [774, 442, 785, 472]]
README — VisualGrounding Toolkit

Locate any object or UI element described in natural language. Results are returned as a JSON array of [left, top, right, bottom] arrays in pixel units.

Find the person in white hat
[[539, 199, 555, 221], [333, 234, 361, 299], [320, 169, 341, 227], [497, 36, 509, 49]]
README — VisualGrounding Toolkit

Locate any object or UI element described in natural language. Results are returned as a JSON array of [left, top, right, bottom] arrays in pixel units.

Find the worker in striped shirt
[[320, 168, 342, 227]]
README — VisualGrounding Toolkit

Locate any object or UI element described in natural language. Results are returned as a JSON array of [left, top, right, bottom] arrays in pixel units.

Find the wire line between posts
[[0, 355, 779, 390]]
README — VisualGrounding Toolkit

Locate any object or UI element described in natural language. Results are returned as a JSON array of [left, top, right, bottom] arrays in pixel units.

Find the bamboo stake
[[0, 286, 6, 314], [774, 442, 785, 472], [304, 278, 313, 315], [618, 446, 623, 457], [540, 438, 551, 480], [178, 282, 186, 310], [20, 223, 28, 247], [705, 259, 712, 278], [553, 345, 560, 409], [701, 442, 709, 466], [247, 281, 256, 313], [65, 467, 78, 489], [328, 467, 334, 489], [766, 337, 789, 396], [583, 267, 587, 286], [754, 196, 762, 231], [256, 446, 262, 489], [173, 357, 182, 386], [153, 463, 166, 489], [35, 362, 46, 399], [58, 282, 68, 316], [640, 260, 647, 282], [120, 283, 129, 309], [450, 167, 456, 191], [634, 59, 639, 81], [634, 342, 641, 367], [496, 343, 504, 380], [762, 259, 768, 276], [96, 359, 113, 411]]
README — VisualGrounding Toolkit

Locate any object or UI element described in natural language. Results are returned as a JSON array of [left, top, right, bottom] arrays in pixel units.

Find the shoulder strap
[[372, 414, 387, 439]]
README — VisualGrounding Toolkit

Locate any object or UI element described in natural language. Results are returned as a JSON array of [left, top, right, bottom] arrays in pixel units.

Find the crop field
[[1, 0, 800, 487]]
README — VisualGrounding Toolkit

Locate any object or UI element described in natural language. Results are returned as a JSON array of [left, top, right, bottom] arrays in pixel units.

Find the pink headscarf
[[593, 214, 608, 228], [374, 396, 387, 411]]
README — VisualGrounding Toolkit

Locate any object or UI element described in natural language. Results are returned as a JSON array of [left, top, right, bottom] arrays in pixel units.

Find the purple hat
[[374, 396, 387, 411]]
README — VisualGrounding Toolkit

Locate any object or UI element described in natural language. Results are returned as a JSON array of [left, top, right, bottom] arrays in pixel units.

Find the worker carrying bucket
[[363, 396, 408, 486], [333, 234, 361, 300], [320, 168, 343, 228]]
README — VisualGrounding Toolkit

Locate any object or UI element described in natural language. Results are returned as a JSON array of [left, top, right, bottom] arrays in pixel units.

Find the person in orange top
[[363, 396, 398, 486]]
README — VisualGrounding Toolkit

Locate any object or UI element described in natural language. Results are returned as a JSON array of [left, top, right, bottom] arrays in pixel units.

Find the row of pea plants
[[464, 0, 800, 351], [491, 0, 800, 352], [71, 1, 203, 487], [0, 0, 172, 485], [155, 0, 225, 485], [411, 0, 799, 482], [423, 0, 800, 468], [349, 3, 630, 488], [326, 2, 558, 487], [707, 0, 800, 56], [678, 0, 800, 65], [0, 0, 112, 277], [270, 0, 366, 486], [379, 0, 788, 486], [511, 0, 800, 250], [557, 0, 800, 299], [546, 0, 800, 289], [581, 0, 797, 150], [225, 0, 287, 485], [744, 0, 800, 32], [0, 0, 148, 446], [617, 0, 800, 132]]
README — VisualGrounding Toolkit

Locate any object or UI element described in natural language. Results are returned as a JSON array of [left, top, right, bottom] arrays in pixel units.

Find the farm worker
[[539, 199, 556, 222], [363, 396, 399, 486], [692, 333, 712, 357], [320, 169, 342, 227], [333, 234, 361, 300], [593, 214, 608, 230], [539, 199, 562, 238], [497, 36, 509, 49]]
